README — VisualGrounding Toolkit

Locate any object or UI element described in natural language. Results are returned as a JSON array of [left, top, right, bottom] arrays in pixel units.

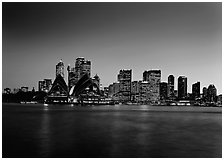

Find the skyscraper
[[202, 87, 207, 99], [118, 69, 132, 101], [178, 76, 187, 99], [38, 79, 52, 92], [143, 70, 161, 102], [167, 75, 175, 99], [160, 82, 168, 100], [192, 81, 200, 100], [67, 57, 91, 90], [56, 59, 64, 78], [207, 84, 217, 102]]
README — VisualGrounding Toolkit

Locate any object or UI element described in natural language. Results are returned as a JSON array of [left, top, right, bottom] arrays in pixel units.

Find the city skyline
[[3, 2, 222, 94]]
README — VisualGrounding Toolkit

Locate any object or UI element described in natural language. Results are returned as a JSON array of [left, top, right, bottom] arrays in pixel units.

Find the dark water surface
[[2, 103, 222, 158]]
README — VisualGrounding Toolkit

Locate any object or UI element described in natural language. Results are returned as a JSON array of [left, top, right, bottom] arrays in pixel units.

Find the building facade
[[139, 81, 151, 102], [117, 69, 132, 102], [160, 82, 168, 100], [167, 75, 175, 99], [178, 76, 187, 99], [207, 84, 217, 102], [38, 79, 52, 92], [56, 59, 64, 78], [192, 81, 200, 100], [143, 70, 161, 103]]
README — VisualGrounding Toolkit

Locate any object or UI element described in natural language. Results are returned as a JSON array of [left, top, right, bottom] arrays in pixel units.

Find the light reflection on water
[[2, 103, 222, 158]]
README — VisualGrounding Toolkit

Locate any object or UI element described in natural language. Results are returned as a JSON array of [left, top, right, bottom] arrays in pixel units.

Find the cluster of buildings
[[106, 69, 221, 105], [3, 57, 222, 106]]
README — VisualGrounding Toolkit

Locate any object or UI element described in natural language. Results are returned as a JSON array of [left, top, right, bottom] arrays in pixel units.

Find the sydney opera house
[[45, 58, 111, 104]]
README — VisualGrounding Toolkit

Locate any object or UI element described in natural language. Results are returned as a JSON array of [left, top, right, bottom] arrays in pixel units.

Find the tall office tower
[[139, 81, 151, 102], [178, 76, 187, 99], [131, 81, 140, 102], [118, 69, 132, 101], [143, 70, 161, 102], [192, 81, 200, 100], [207, 84, 217, 102], [44, 79, 52, 92], [67, 57, 91, 90], [56, 59, 64, 78], [131, 81, 140, 94], [202, 87, 207, 99], [167, 75, 175, 99], [160, 82, 168, 100], [39, 80, 44, 91], [38, 79, 52, 92]]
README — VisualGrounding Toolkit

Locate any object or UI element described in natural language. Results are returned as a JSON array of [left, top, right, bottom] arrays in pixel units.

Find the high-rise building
[[118, 69, 132, 101], [108, 82, 120, 100], [178, 76, 187, 99], [39, 81, 44, 91], [207, 84, 217, 102], [217, 94, 222, 106], [68, 57, 91, 90], [131, 81, 141, 102], [139, 81, 150, 102], [192, 82, 200, 100], [56, 59, 64, 78], [202, 87, 208, 102], [38, 79, 52, 92], [131, 81, 140, 94], [167, 75, 175, 99], [160, 82, 168, 100], [143, 70, 161, 102]]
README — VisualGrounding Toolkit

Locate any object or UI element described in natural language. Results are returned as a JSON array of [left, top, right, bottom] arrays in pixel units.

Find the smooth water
[[2, 103, 222, 158]]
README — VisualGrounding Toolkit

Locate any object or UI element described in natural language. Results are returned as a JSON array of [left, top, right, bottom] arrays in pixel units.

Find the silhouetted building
[[160, 82, 168, 100], [143, 70, 161, 102], [38, 79, 52, 92], [167, 75, 175, 99], [4, 88, 11, 94], [192, 82, 200, 100], [39, 81, 44, 91], [118, 69, 132, 101], [68, 57, 91, 89], [203, 87, 207, 97], [178, 76, 187, 99], [13, 88, 20, 94], [217, 94, 222, 106], [174, 90, 178, 98], [56, 59, 64, 78], [207, 84, 217, 102], [21, 86, 28, 92]]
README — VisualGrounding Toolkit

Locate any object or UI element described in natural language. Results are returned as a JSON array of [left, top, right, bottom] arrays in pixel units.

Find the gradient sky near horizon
[[3, 2, 222, 94]]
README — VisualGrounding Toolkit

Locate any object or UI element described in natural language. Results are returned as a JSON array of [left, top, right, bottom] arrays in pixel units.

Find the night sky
[[2, 2, 222, 94]]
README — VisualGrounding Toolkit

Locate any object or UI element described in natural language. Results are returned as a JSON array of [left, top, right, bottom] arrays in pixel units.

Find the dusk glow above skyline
[[3, 2, 222, 94]]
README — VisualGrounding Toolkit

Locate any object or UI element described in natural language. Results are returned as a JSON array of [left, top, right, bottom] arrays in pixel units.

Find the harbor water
[[2, 103, 222, 158]]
